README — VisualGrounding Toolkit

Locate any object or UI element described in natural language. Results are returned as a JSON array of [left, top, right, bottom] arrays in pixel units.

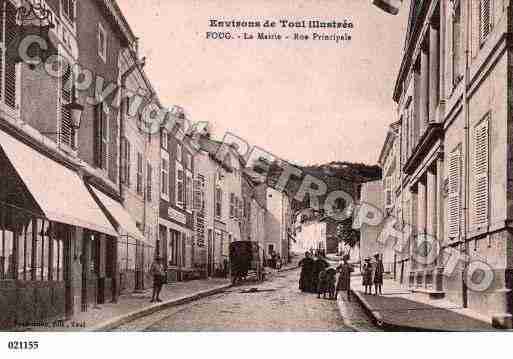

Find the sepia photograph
[[0, 0, 512, 354]]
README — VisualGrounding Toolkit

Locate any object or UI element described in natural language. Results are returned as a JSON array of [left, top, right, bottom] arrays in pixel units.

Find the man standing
[[150, 257, 165, 303]]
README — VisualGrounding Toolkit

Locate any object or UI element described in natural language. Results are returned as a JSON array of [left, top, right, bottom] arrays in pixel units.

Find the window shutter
[[120, 137, 126, 183], [93, 104, 103, 167], [60, 67, 75, 148], [480, 0, 492, 44], [126, 140, 131, 186], [3, 0, 16, 109], [448, 147, 461, 240], [472, 118, 489, 229], [230, 193, 235, 218], [0, 0, 5, 103]]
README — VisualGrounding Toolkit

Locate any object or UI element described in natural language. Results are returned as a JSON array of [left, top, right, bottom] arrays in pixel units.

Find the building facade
[[390, 0, 513, 324], [0, 0, 156, 327]]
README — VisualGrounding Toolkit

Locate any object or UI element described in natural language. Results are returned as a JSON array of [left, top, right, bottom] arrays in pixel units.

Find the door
[[207, 229, 213, 276]]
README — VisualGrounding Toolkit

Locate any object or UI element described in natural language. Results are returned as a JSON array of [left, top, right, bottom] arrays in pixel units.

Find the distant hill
[[249, 159, 382, 213]]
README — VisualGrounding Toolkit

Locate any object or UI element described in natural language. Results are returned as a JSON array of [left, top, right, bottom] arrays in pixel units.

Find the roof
[[393, 0, 430, 103], [377, 120, 401, 166], [98, 0, 137, 45]]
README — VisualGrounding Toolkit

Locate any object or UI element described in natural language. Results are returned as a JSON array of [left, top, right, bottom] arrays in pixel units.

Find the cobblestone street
[[115, 269, 371, 331]]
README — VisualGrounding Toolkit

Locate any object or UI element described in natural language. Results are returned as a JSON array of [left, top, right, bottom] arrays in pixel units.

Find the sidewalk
[[349, 276, 495, 331], [18, 278, 231, 332]]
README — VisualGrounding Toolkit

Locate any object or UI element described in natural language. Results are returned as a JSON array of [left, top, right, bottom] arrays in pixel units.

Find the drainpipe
[[461, 0, 471, 308]]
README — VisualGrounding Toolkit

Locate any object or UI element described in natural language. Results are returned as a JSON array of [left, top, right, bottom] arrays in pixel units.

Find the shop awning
[[0, 130, 117, 236], [90, 187, 150, 246]]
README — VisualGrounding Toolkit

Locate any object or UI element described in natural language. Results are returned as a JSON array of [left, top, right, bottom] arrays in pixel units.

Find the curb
[[278, 265, 299, 273], [350, 290, 449, 332], [351, 290, 386, 329], [335, 296, 359, 332], [89, 283, 232, 331]]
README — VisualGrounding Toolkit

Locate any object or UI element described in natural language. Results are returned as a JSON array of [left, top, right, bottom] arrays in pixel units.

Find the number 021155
[[7, 341, 39, 350]]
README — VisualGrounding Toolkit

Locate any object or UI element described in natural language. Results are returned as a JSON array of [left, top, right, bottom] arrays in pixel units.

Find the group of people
[[298, 252, 385, 301], [298, 252, 354, 301], [362, 254, 384, 295]]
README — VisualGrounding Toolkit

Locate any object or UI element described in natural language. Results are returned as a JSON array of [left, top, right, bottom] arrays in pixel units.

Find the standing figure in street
[[336, 255, 353, 301], [312, 255, 328, 294], [362, 258, 373, 295], [298, 252, 314, 292], [150, 257, 165, 303], [373, 253, 384, 296]]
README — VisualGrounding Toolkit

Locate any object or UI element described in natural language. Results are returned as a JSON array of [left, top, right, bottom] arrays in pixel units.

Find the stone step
[[411, 287, 445, 299]]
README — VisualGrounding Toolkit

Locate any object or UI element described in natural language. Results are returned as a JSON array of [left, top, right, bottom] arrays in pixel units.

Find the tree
[[336, 218, 359, 248]]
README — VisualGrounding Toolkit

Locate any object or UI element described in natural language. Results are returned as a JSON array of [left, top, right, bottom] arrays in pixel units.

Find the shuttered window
[[480, 0, 493, 44], [147, 163, 152, 201], [472, 117, 489, 229], [185, 171, 193, 212], [121, 137, 131, 185], [60, 67, 75, 148], [452, 0, 463, 85], [0, 0, 17, 110], [62, 0, 75, 22], [448, 146, 462, 240], [161, 158, 168, 197], [176, 163, 184, 208], [94, 103, 110, 170], [230, 193, 235, 218], [136, 152, 143, 195]]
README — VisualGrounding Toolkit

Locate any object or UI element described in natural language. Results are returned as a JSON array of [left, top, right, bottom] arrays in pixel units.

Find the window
[[479, 0, 493, 45], [472, 116, 489, 229], [230, 193, 235, 218], [61, 0, 76, 22], [215, 187, 223, 218], [0, 0, 18, 111], [194, 175, 206, 248], [185, 171, 193, 212], [94, 103, 110, 171], [448, 146, 461, 240], [121, 137, 131, 186], [452, 0, 463, 86], [98, 23, 107, 62], [161, 130, 168, 150], [60, 66, 76, 148], [161, 158, 169, 197], [176, 162, 184, 208], [147, 163, 152, 201], [0, 205, 64, 282], [185, 153, 192, 170], [176, 144, 182, 162], [136, 153, 143, 195], [238, 198, 243, 221]]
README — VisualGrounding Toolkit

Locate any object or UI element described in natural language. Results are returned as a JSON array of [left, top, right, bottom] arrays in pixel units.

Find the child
[[362, 258, 373, 295]]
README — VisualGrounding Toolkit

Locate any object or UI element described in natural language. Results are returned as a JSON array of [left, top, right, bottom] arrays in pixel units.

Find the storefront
[[0, 129, 118, 328], [89, 187, 153, 296]]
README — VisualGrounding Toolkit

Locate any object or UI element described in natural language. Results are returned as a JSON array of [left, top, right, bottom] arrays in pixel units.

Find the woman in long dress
[[336, 255, 353, 301], [298, 252, 314, 292]]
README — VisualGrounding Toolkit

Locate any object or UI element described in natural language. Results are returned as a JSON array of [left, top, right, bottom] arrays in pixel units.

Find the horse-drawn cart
[[229, 241, 266, 285]]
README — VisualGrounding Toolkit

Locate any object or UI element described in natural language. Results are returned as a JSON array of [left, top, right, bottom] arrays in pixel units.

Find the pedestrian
[[373, 253, 384, 296], [150, 257, 165, 303], [312, 255, 328, 294], [336, 255, 353, 301], [362, 257, 373, 295], [317, 268, 328, 299], [298, 252, 315, 292]]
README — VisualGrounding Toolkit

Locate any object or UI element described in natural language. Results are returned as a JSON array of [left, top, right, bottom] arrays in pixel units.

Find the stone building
[[158, 114, 197, 281], [391, 0, 513, 325], [0, 0, 154, 327]]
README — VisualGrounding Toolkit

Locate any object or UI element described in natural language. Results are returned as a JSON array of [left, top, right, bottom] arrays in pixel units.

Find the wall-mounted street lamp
[[10, 1, 57, 68], [41, 86, 84, 136]]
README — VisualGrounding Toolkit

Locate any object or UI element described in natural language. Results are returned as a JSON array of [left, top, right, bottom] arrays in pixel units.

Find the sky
[[117, 0, 410, 166]]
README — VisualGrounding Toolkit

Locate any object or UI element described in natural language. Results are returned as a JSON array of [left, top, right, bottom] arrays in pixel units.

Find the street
[[115, 269, 369, 331]]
